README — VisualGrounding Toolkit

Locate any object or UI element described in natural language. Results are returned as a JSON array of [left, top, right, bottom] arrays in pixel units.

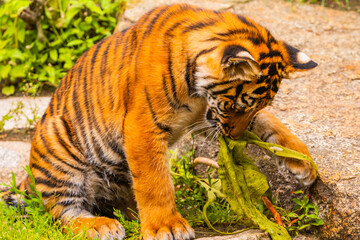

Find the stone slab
[[196, 229, 270, 240], [0, 97, 51, 130], [0, 141, 31, 188]]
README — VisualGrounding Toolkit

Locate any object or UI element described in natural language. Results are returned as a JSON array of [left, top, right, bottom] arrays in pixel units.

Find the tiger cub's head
[[194, 26, 317, 139]]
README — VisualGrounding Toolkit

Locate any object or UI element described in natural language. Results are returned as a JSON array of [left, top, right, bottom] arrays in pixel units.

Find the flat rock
[[0, 141, 31, 188], [0, 97, 51, 130], [197, 229, 270, 240]]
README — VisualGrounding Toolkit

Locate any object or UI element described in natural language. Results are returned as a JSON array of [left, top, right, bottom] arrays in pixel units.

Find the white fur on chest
[[168, 98, 207, 145]]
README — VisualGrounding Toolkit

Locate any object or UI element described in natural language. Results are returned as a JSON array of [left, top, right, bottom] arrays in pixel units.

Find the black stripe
[[121, 30, 134, 137], [52, 122, 85, 169], [40, 113, 47, 125], [248, 37, 265, 46], [237, 15, 256, 28], [203, 80, 234, 90], [86, 40, 113, 167], [41, 189, 85, 198], [167, 55, 191, 111], [49, 101, 54, 116], [31, 163, 79, 189], [252, 86, 268, 95], [216, 29, 250, 37], [107, 139, 127, 161], [204, 37, 225, 42], [162, 75, 180, 110], [157, 4, 194, 31], [143, 5, 171, 37], [164, 21, 191, 110], [259, 51, 282, 61], [32, 145, 74, 177], [235, 84, 244, 97], [145, 87, 172, 134], [91, 136, 125, 167], [194, 47, 217, 62], [35, 177, 61, 188], [100, 38, 112, 79], [261, 132, 275, 142], [39, 131, 83, 173], [271, 79, 280, 93], [53, 199, 77, 207], [182, 19, 217, 33], [259, 63, 270, 70]]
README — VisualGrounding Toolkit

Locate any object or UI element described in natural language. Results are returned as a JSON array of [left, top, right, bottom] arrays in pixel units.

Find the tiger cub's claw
[[142, 212, 195, 240]]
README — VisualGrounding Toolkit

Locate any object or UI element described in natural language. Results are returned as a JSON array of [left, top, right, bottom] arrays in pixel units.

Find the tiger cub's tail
[[1, 175, 32, 209]]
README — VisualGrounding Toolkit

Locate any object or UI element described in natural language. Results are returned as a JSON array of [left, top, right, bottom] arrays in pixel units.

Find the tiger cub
[[2, 4, 317, 240]]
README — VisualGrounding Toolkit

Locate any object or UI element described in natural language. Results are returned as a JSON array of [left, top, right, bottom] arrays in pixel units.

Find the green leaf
[[312, 219, 324, 226], [0, 39, 11, 50], [0, 65, 11, 79], [302, 196, 309, 206], [2, 85, 15, 96], [10, 65, 26, 78], [292, 198, 302, 206], [298, 214, 306, 220], [314, 205, 319, 215], [298, 224, 311, 230], [243, 131, 319, 176], [17, 21, 26, 43], [85, 1, 103, 15], [85, 16, 92, 25], [67, 39, 84, 47], [8, 49, 24, 61], [65, 5, 82, 24], [49, 49, 58, 61], [40, 53, 48, 63], [287, 212, 298, 218]]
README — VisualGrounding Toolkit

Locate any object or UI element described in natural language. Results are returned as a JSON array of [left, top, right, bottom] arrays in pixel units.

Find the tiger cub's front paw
[[142, 211, 195, 240], [284, 157, 317, 186], [274, 134, 317, 186], [68, 216, 125, 240]]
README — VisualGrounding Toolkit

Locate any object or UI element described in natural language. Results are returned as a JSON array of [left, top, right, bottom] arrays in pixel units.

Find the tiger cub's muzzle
[[206, 108, 258, 140]]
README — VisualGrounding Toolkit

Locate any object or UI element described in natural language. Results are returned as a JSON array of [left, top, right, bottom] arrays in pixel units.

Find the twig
[[193, 157, 219, 169], [261, 196, 284, 227]]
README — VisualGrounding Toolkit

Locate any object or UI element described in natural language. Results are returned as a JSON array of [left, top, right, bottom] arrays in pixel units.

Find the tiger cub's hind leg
[[250, 109, 317, 186], [29, 116, 126, 239]]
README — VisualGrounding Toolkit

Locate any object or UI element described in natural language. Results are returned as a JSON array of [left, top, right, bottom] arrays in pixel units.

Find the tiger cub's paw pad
[[70, 216, 125, 240], [142, 215, 195, 240]]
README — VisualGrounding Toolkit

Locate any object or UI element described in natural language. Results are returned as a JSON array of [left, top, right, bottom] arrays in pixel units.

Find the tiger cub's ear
[[283, 43, 318, 73], [221, 45, 260, 81]]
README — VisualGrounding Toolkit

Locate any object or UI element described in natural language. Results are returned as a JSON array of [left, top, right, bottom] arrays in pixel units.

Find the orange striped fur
[[2, 4, 317, 239]]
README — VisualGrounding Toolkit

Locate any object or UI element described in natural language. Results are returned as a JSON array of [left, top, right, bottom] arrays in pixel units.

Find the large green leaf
[[1, 85, 15, 96]]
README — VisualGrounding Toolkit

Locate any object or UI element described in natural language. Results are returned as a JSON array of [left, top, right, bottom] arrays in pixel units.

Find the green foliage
[[169, 145, 241, 229], [0, 0, 126, 95], [0, 166, 86, 239], [275, 190, 324, 236], [114, 209, 141, 240]]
